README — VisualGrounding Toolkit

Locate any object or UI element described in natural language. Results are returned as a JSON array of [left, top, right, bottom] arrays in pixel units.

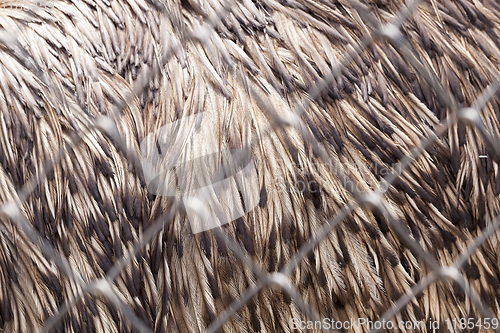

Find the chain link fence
[[1, 0, 500, 332]]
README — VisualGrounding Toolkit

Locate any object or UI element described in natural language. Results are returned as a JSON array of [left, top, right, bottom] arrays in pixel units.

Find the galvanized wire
[[0, 0, 500, 332]]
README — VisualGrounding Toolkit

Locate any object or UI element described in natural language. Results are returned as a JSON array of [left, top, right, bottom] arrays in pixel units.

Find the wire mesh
[[1, 0, 500, 332]]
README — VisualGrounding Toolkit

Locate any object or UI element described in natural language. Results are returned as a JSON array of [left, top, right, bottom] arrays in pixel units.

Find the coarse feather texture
[[0, 0, 500, 332]]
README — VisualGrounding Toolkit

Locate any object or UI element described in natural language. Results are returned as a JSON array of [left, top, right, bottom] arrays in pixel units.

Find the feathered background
[[0, 0, 500, 332]]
